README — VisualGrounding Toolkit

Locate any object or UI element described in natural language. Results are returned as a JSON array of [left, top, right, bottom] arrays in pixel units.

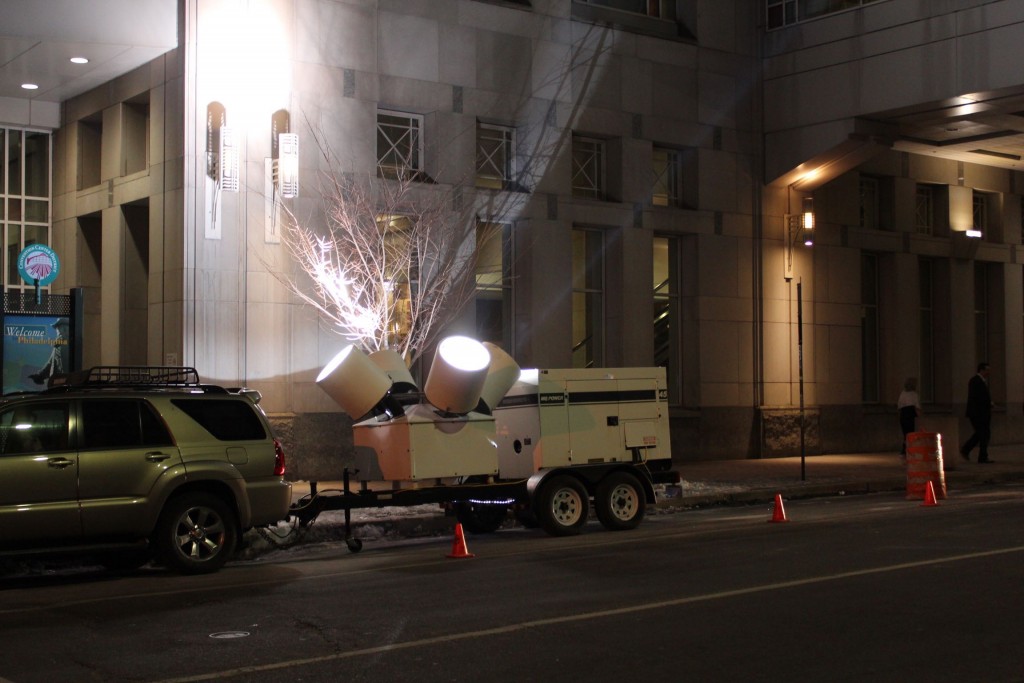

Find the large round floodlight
[[369, 349, 418, 393], [424, 336, 491, 415], [316, 345, 393, 419], [478, 342, 521, 413]]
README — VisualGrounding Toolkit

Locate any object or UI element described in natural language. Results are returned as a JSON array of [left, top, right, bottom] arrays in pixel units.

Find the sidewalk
[[279, 443, 1024, 542]]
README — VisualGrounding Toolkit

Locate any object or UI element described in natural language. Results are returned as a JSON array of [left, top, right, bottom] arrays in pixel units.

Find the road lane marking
[[151, 544, 1024, 683]]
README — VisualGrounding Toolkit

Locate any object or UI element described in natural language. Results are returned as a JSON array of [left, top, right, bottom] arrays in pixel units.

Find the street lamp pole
[[798, 279, 806, 481]]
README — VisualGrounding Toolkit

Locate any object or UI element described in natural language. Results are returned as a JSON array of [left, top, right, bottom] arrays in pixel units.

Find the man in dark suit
[[960, 362, 993, 463]]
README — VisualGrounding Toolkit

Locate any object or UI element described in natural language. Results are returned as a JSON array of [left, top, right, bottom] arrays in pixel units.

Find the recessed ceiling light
[[70, 56, 89, 64], [21, 83, 38, 90]]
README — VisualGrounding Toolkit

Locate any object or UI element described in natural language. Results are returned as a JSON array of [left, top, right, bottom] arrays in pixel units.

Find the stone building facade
[[3, 0, 1023, 478]]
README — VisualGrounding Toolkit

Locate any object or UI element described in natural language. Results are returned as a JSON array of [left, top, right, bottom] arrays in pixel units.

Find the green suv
[[0, 367, 292, 574]]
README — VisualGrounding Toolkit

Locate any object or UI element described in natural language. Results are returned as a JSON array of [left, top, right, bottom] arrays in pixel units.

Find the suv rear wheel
[[155, 492, 238, 574]]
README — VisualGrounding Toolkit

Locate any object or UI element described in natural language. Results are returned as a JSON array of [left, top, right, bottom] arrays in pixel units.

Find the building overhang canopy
[[0, 0, 178, 105]]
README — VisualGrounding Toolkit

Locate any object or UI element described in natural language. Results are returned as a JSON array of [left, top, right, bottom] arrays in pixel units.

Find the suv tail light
[[274, 438, 286, 476]]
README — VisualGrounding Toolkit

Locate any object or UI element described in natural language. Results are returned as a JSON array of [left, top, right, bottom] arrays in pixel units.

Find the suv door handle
[[145, 452, 172, 462], [47, 457, 75, 469]]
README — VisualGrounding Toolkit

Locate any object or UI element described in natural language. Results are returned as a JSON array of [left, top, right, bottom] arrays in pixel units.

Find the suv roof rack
[[47, 366, 203, 390]]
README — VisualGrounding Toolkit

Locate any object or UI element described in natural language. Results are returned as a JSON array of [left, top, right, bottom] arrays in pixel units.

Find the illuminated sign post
[[17, 244, 61, 305]]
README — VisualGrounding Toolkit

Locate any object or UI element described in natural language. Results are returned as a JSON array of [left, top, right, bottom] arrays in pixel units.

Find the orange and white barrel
[[905, 432, 946, 500]]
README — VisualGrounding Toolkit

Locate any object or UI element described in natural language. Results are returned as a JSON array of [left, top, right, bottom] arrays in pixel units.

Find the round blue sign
[[18, 244, 60, 286]]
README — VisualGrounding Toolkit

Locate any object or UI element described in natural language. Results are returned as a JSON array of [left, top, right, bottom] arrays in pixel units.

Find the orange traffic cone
[[769, 493, 788, 523], [921, 480, 939, 507], [446, 523, 475, 558]]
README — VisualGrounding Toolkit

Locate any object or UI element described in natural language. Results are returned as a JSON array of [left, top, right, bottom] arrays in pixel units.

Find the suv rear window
[[82, 399, 174, 449], [171, 398, 267, 441]]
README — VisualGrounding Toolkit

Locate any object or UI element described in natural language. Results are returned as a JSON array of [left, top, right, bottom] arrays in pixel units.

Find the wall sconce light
[[219, 125, 240, 192], [271, 109, 298, 199], [801, 196, 815, 233], [206, 102, 226, 181], [278, 132, 299, 198], [784, 195, 814, 280]]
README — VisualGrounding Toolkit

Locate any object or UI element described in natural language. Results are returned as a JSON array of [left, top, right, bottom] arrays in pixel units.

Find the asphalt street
[[2, 482, 1022, 683]]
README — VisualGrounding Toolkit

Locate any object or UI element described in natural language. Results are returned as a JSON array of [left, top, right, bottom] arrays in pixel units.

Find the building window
[[123, 95, 150, 176], [972, 191, 987, 236], [767, 0, 882, 29], [859, 176, 880, 230], [653, 235, 681, 404], [377, 110, 423, 180], [915, 185, 934, 236], [919, 258, 934, 403], [2, 127, 51, 292], [577, 0, 676, 19], [1020, 196, 1024, 243], [861, 252, 880, 403], [475, 222, 513, 351], [652, 147, 683, 208], [374, 214, 415, 348], [974, 263, 989, 363], [572, 228, 604, 368], [572, 135, 605, 200], [476, 123, 515, 190]]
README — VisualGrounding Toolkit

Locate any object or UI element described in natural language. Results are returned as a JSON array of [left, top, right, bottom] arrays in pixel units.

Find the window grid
[[861, 252, 880, 403], [572, 136, 605, 200], [919, 258, 935, 403], [972, 191, 987, 234], [859, 176, 879, 230], [653, 235, 682, 404], [914, 184, 934, 235], [974, 263, 989, 363], [767, 0, 882, 29], [572, 228, 605, 368], [377, 111, 423, 179], [652, 147, 683, 207], [2, 127, 52, 293], [474, 222, 514, 351], [476, 123, 515, 190], [578, 0, 676, 20]]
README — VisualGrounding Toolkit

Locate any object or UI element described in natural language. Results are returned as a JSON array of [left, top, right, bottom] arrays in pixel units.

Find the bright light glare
[[518, 368, 540, 385], [20, 83, 38, 90], [801, 211, 814, 231], [197, 0, 290, 129], [70, 56, 89, 64], [438, 336, 490, 372], [966, 229, 982, 238]]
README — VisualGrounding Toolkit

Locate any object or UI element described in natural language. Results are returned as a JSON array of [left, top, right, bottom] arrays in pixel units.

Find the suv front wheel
[[155, 492, 238, 574]]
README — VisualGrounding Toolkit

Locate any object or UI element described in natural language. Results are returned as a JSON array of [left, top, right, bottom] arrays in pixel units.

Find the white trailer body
[[494, 367, 672, 479], [298, 364, 678, 548]]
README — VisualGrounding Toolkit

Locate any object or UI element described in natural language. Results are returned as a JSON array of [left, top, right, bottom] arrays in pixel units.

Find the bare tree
[[272, 24, 614, 365], [275, 135, 507, 364]]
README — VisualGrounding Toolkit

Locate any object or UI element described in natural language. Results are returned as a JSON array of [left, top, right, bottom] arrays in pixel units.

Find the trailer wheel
[[455, 501, 508, 534], [535, 475, 588, 536], [595, 472, 645, 531]]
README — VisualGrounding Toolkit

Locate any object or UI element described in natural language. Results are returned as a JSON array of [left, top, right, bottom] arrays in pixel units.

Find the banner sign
[[2, 314, 71, 394]]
